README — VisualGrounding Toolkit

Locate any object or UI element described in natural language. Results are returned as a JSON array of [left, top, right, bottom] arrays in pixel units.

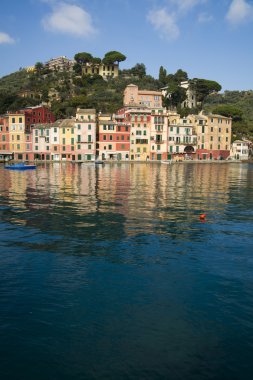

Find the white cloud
[[0, 32, 15, 44], [42, 3, 97, 37], [198, 12, 213, 23], [168, 0, 207, 13], [226, 0, 253, 25], [147, 8, 180, 40]]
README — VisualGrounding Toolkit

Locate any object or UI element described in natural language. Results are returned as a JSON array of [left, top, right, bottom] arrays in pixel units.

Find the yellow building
[[125, 107, 151, 161], [194, 112, 232, 160], [82, 63, 119, 79], [8, 113, 26, 157]]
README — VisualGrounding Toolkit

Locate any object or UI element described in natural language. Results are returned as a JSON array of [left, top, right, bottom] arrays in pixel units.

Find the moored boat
[[4, 163, 36, 170]]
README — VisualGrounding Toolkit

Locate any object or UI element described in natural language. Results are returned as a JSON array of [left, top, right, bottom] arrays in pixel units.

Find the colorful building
[[195, 113, 232, 160], [125, 107, 151, 161], [0, 116, 11, 161], [124, 84, 163, 109], [167, 113, 197, 160], [75, 108, 96, 161], [150, 109, 168, 161], [82, 63, 119, 79]]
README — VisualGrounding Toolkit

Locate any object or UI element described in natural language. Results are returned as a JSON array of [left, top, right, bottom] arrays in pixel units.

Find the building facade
[[124, 84, 163, 109]]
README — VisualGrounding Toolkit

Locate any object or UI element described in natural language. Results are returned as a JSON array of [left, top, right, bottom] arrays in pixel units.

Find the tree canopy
[[102, 51, 126, 64], [191, 79, 222, 102]]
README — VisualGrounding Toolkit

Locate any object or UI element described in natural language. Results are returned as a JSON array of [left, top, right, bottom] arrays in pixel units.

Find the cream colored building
[[167, 113, 197, 159], [150, 109, 168, 160], [124, 84, 163, 108], [82, 63, 119, 79], [231, 140, 251, 160]]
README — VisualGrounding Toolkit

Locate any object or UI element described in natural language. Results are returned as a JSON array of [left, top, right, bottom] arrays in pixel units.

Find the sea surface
[[0, 162, 253, 380]]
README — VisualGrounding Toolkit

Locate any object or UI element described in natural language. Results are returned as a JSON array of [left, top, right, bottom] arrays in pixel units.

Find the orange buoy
[[199, 213, 206, 220]]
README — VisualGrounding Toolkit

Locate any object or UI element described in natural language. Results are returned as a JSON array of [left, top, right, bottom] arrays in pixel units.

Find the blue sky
[[0, 0, 253, 91]]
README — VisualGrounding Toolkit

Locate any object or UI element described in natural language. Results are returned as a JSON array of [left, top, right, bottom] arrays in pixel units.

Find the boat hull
[[5, 165, 36, 170]]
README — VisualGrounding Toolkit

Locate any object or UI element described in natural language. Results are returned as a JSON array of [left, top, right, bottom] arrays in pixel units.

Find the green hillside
[[0, 56, 252, 140], [203, 91, 253, 140]]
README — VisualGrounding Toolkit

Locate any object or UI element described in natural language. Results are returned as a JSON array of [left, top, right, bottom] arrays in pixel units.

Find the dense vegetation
[[0, 52, 252, 139], [203, 91, 253, 140]]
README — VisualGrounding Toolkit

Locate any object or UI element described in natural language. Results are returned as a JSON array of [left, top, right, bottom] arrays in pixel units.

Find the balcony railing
[[154, 140, 165, 144]]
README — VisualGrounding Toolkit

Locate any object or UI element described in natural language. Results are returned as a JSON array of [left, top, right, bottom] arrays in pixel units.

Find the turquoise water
[[0, 162, 253, 380]]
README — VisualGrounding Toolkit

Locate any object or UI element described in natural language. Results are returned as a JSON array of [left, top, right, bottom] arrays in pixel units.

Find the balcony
[[154, 140, 165, 144]]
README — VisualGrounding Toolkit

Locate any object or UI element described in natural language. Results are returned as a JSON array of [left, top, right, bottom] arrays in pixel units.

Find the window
[[202, 126, 205, 133], [108, 145, 112, 150], [125, 126, 129, 132], [137, 147, 140, 153], [121, 136, 124, 140], [71, 128, 74, 134], [176, 146, 179, 153], [88, 125, 91, 130], [71, 138, 74, 145], [71, 146, 74, 151], [35, 146, 38, 151], [77, 135, 81, 142], [218, 144, 220, 149], [170, 127, 173, 132], [12, 117, 15, 123], [88, 135, 92, 142], [46, 146, 49, 151], [54, 137, 57, 142], [226, 128, 229, 133], [143, 130, 146, 136], [201, 144, 204, 149], [78, 124, 81, 130], [35, 137, 38, 143], [103, 125, 106, 130], [88, 145, 92, 150], [63, 128, 65, 134], [103, 135, 106, 141], [26, 144, 30, 150], [54, 146, 57, 151], [62, 138, 65, 145], [210, 136, 213, 141], [35, 130, 38, 136], [54, 128, 57, 133], [219, 128, 221, 133], [46, 129, 49, 136], [77, 144, 81, 150], [118, 126, 121, 132], [211, 127, 213, 132], [121, 144, 125, 149], [109, 135, 112, 141], [62, 146, 66, 151], [177, 127, 179, 134]]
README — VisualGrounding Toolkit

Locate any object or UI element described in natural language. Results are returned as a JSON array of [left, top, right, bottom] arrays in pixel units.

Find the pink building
[[124, 84, 163, 109]]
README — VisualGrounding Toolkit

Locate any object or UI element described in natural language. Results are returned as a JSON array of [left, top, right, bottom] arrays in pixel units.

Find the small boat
[[94, 160, 105, 165], [161, 160, 172, 164], [4, 163, 36, 171]]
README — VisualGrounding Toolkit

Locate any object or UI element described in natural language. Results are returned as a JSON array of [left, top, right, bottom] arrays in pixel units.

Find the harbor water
[[0, 162, 253, 380]]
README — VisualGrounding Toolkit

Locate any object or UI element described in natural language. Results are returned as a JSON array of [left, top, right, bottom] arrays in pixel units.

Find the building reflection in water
[[0, 163, 250, 242]]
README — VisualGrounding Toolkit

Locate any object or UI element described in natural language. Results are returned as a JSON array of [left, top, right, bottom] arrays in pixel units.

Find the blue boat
[[4, 163, 36, 171]]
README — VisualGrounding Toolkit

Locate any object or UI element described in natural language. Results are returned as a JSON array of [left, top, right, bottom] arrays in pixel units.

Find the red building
[[23, 106, 55, 132], [98, 112, 130, 160]]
